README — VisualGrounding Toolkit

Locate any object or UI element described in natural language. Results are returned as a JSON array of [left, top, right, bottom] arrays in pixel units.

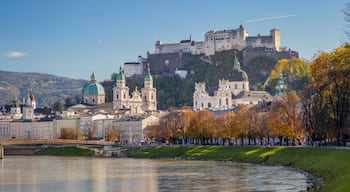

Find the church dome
[[83, 73, 105, 95], [229, 52, 249, 81], [229, 70, 249, 81]]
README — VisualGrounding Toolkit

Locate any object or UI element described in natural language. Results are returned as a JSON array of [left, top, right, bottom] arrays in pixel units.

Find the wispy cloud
[[4, 51, 27, 58], [246, 14, 297, 23]]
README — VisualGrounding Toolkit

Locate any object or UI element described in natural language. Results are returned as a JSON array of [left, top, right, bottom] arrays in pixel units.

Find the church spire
[[116, 66, 125, 81], [275, 71, 286, 96], [233, 50, 241, 71], [144, 63, 153, 82]]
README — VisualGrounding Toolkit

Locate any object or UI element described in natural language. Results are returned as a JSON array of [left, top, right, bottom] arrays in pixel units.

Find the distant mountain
[[0, 70, 88, 107]]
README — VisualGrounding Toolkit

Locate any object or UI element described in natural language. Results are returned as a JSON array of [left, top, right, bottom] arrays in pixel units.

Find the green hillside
[[0, 70, 87, 107]]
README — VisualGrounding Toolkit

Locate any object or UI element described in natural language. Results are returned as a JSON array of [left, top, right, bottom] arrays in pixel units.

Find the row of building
[[0, 65, 161, 144]]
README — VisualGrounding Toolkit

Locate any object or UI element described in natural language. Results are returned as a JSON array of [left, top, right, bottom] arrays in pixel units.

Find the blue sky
[[0, 0, 348, 81]]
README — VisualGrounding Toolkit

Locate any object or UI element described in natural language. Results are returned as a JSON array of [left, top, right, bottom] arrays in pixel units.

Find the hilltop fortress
[[125, 25, 298, 76], [155, 25, 280, 56]]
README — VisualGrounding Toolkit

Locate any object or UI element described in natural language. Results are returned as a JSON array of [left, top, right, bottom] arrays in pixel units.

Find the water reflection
[[0, 156, 308, 192]]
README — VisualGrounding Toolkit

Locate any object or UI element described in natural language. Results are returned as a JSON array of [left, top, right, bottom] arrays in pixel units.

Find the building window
[[116, 94, 119, 99], [219, 99, 221, 106], [123, 94, 126, 99], [92, 99, 95, 103], [151, 94, 153, 100], [208, 102, 211, 108], [235, 84, 238, 89], [144, 95, 147, 101], [243, 84, 245, 89], [201, 103, 203, 108], [226, 98, 229, 105]]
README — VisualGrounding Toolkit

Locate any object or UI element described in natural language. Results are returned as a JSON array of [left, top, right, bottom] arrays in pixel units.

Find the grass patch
[[35, 146, 94, 156], [125, 146, 350, 192]]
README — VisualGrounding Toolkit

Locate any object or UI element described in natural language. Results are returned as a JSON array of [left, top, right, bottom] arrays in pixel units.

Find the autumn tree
[[105, 125, 120, 142], [303, 45, 350, 145], [60, 127, 78, 139]]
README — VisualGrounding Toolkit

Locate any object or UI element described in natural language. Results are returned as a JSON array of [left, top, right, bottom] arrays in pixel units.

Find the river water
[[0, 156, 308, 192]]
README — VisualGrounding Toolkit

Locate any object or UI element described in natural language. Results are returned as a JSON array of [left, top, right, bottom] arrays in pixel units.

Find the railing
[[0, 138, 113, 146]]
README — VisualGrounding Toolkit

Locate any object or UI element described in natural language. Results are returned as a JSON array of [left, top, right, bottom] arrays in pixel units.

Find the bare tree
[[83, 122, 97, 140]]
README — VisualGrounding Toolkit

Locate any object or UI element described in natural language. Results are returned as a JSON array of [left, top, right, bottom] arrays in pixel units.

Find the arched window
[[144, 95, 147, 101], [123, 94, 126, 99], [208, 102, 211, 108], [234, 84, 238, 89], [116, 94, 119, 99]]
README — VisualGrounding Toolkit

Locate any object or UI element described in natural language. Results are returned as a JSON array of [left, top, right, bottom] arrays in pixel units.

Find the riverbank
[[125, 146, 350, 192], [34, 146, 94, 156]]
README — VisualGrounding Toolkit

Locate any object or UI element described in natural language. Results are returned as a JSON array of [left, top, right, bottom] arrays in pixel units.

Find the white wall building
[[8, 120, 55, 139], [112, 115, 159, 145], [124, 56, 145, 78]]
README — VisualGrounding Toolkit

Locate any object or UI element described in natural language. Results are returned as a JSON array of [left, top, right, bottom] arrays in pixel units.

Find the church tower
[[141, 64, 157, 111], [113, 67, 130, 110], [10, 97, 22, 119], [23, 91, 34, 120], [275, 71, 286, 96]]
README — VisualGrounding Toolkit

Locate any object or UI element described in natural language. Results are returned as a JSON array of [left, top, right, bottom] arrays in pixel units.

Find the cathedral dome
[[83, 73, 105, 95], [229, 52, 249, 82], [229, 70, 249, 81], [83, 83, 105, 95]]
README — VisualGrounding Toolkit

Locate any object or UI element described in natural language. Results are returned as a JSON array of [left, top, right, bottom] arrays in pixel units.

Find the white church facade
[[113, 65, 157, 114], [193, 54, 273, 111]]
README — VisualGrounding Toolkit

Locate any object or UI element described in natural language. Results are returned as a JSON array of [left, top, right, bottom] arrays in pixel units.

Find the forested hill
[[0, 70, 87, 107]]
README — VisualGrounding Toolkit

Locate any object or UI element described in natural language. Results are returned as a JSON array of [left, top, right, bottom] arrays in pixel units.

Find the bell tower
[[141, 64, 157, 111], [113, 67, 130, 110]]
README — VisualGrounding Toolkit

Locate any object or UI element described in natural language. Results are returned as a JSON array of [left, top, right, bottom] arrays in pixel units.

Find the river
[[0, 156, 308, 192]]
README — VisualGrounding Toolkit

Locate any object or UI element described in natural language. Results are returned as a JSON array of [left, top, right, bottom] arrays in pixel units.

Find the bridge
[[0, 138, 114, 159]]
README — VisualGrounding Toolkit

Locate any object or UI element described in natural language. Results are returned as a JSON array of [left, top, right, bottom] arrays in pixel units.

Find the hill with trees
[[0, 70, 87, 108], [104, 50, 309, 110]]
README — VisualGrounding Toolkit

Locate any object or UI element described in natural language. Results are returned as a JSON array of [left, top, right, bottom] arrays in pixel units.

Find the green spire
[[275, 71, 286, 96], [116, 67, 125, 81], [233, 50, 241, 71], [144, 64, 153, 82]]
